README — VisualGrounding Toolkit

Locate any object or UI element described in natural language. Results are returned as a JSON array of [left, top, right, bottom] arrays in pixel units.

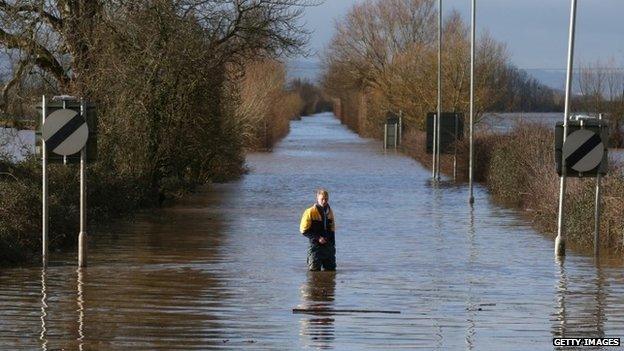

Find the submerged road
[[1, 113, 623, 350]]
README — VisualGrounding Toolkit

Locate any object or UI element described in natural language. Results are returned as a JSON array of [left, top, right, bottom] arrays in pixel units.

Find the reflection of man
[[299, 271, 336, 349], [299, 188, 336, 271], [303, 271, 336, 306]]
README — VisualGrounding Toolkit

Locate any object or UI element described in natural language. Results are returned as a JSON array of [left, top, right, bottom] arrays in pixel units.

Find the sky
[[299, 0, 624, 70]]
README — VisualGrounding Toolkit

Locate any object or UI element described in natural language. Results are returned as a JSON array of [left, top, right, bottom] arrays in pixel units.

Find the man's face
[[317, 193, 328, 207]]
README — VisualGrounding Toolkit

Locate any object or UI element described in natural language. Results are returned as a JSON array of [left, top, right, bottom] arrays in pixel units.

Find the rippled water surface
[[1, 113, 623, 350]]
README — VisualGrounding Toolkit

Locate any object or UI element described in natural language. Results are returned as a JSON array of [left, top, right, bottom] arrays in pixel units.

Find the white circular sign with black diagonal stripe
[[562, 129, 604, 172], [42, 109, 89, 156]]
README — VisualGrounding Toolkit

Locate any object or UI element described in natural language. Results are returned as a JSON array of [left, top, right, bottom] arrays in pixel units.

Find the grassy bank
[[402, 122, 624, 253]]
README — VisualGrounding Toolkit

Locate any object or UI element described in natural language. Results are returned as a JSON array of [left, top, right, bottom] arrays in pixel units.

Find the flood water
[[1, 113, 623, 350]]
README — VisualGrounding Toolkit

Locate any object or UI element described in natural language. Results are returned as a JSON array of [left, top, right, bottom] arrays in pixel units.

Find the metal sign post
[[62, 100, 67, 165], [432, 112, 437, 178], [436, 0, 442, 181], [79, 99, 87, 267], [469, 0, 476, 204], [594, 114, 603, 257], [394, 123, 398, 149], [384, 113, 400, 151], [384, 123, 388, 151], [40, 95, 90, 267], [557, 115, 607, 257], [42, 96, 48, 267], [555, 0, 578, 257]]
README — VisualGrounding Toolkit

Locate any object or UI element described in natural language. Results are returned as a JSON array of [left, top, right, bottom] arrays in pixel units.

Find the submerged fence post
[[556, 0, 578, 257]]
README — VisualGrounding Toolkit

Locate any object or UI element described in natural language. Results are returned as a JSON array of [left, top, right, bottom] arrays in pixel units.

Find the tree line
[[0, 0, 320, 193], [0, 0, 316, 263], [320, 0, 623, 141]]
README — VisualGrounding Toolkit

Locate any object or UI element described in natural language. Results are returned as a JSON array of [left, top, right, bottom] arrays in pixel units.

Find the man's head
[[316, 188, 329, 207]]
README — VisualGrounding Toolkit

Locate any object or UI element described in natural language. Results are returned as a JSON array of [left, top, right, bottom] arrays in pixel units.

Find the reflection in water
[[465, 205, 476, 351], [40, 268, 48, 351], [77, 268, 85, 351], [594, 264, 606, 338], [430, 180, 445, 351], [2, 114, 624, 349], [553, 258, 609, 341], [299, 271, 336, 349], [554, 257, 569, 339]]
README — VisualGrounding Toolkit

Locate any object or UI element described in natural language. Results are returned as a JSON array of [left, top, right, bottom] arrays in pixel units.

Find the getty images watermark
[[553, 338, 620, 347]]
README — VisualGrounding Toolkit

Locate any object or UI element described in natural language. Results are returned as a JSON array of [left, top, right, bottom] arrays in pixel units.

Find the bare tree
[[322, 0, 509, 134], [0, 0, 101, 99], [578, 59, 624, 146], [0, 0, 315, 110]]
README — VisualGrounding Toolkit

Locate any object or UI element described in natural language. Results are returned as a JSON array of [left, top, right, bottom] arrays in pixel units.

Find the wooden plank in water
[[292, 308, 401, 315]]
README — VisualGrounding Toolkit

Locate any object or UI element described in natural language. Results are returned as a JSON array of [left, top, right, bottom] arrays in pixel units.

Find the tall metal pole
[[394, 123, 398, 149], [432, 113, 437, 178], [432, 116, 438, 178], [453, 113, 458, 180], [469, 0, 476, 204], [78, 99, 87, 267], [62, 100, 67, 165], [42, 95, 48, 267], [555, 0, 578, 257], [436, 0, 442, 180], [594, 113, 603, 257]]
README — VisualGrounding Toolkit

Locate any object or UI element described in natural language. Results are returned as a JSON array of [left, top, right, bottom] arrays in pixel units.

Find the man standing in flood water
[[300, 188, 336, 271]]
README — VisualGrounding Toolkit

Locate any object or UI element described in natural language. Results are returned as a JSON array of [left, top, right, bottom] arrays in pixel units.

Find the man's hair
[[316, 188, 329, 197]]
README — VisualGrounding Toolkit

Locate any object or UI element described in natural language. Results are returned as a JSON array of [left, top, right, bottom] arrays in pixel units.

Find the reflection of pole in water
[[299, 272, 336, 349], [40, 268, 48, 351], [553, 258, 609, 339], [553, 257, 568, 338], [468, 204, 477, 263], [77, 268, 85, 351], [592, 262, 606, 338], [432, 181, 443, 244], [465, 204, 477, 350]]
